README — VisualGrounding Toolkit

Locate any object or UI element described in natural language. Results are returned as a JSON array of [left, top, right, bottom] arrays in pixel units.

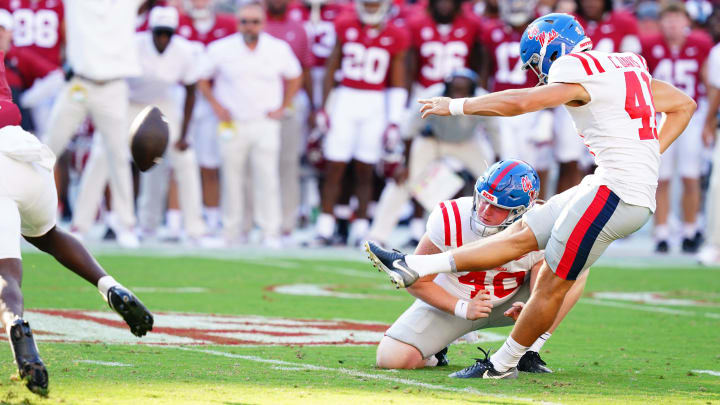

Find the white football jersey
[[548, 50, 660, 212], [426, 197, 544, 306]]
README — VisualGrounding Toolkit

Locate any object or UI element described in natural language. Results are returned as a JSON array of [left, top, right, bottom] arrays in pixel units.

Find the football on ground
[[129, 105, 169, 172]]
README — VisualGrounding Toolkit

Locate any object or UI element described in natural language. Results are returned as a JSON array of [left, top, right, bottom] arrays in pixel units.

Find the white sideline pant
[[220, 118, 282, 241], [72, 100, 206, 237], [368, 136, 491, 243], [279, 95, 307, 234], [43, 77, 136, 230]]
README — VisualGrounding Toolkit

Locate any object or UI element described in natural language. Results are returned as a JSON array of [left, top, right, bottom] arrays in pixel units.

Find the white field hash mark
[[582, 299, 720, 320], [74, 360, 133, 367], [170, 346, 562, 405], [692, 370, 720, 377]]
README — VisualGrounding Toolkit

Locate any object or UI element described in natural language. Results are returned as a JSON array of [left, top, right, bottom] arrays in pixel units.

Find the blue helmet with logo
[[520, 13, 592, 85], [471, 159, 540, 236]]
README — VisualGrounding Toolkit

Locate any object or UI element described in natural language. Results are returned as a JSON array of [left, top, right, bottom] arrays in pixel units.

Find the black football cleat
[[433, 346, 449, 367], [449, 348, 518, 379], [655, 240, 669, 253], [517, 350, 553, 373], [107, 286, 154, 337], [364, 241, 419, 288], [9, 320, 48, 396]]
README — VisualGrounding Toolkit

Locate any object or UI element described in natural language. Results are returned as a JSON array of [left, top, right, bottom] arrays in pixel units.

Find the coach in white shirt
[[198, 1, 302, 247], [42, 0, 146, 248], [74, 6, 209, 244]]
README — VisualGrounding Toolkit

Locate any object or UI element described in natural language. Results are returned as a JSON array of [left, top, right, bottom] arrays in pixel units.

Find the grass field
[[1, 251, 719, 404]]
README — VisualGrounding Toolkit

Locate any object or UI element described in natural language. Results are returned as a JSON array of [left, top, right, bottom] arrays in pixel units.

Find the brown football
[[129, 105, 169, 172]]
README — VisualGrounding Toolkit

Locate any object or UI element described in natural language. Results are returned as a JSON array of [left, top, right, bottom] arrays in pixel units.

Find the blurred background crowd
[[3, 0, 720, 262]]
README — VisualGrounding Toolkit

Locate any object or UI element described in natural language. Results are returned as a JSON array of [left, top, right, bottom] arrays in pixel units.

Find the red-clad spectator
[[0, 0, 64, 68], [641, 1, 713, 254], [573, 0, 640, 53]]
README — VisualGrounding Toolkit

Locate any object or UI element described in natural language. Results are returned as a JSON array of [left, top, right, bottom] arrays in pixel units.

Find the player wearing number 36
[[366, 13, 696, 379]]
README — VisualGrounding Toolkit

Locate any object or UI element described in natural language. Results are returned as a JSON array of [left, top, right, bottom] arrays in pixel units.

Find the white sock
[[654, 224, 670, 241], [489, 336, 529, 372], [205, 207, 221, 230], [334, 204, 352, 220], [166, 209, 182, 232], [409, 218, 426, 241], [529, 332, 551, 353], [315, 213, 336, 239], [97, 276, 121, 301], [683, 222, 698, 239], [424, 356, 439, 367], [350, 218, 370, 241], [405, 252, 455, 277]]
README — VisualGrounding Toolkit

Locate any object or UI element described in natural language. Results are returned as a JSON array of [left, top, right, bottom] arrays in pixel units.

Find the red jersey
[[408, 12, 478, 88], [287, 3, 345, 67], [5, 46, 55, 89], [481, 23, 537, 91], [575, 11, 639, 53], [176, 13, 237, 46], [0, 0, 63, 68], [641, 31, 712, 101], [335, 14, 410, 91]]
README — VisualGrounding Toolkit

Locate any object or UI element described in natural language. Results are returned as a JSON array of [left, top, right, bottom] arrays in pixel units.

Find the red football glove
[[305, 128, 326, 172]]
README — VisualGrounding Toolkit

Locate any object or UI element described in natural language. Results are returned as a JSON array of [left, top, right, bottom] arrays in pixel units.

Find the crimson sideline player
[[573, 0, 640, 53], [313, 0, 409, 246], [367, 12, 696, 379], [641, 1, 712, 254]]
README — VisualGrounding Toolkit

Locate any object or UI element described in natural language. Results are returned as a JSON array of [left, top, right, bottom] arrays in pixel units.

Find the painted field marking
[[267, 283, 401, 300], [591, 292, 720, 307], [170, 346, 561, 405], [131, 287, 209, 293], [691, 370, 720, 377], [582, 299, 720, 320], [311, 264, 380, 279], [74, 360, 132, 367]]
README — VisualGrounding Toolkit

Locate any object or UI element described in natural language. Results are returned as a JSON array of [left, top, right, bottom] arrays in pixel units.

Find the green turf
[[1, 252, 719, 404]]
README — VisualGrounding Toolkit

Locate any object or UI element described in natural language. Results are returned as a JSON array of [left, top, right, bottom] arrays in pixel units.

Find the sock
[[654, 224, 670, 241], [683, 222, 697, 239], [205, 207, 221, 230], [315, 213, 336, 239], [424, 356, 439, 367], [2, 313, 19, 335], [334, 204, 352, 220], [405, 251, 454, 277], [529, 332, 551, 353], [489, 336, 529, 372], [350, 218, 370, 242], [166, 209, 182, 232], [410, 218, 426, 241], [97, 276, 121, 301]]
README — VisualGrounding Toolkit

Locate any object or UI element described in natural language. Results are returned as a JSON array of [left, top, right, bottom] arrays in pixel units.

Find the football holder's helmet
[[470, 159, 539, 237], [442, 67, 479, 97], [519, 13, 592, 85], [499, 0, 537, 28], [355, 0, 391, 25]]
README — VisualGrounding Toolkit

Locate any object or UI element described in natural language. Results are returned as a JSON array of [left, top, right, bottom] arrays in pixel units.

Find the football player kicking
[[366, 13, 696, 378], [377, 160, 589, 373], [0, 63, 153, 394]]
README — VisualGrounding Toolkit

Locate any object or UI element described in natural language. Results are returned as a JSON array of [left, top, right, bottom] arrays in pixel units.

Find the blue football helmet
[[471, 159, 540, 237], [520, 13, 593, 85]]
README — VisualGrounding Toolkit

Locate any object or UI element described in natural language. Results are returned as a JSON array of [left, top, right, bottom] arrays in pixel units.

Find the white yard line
[[691, 370, 720, 377], [169, 346, 560, 405], [74, 360, 133, 367], [582, 299, 720, 320]]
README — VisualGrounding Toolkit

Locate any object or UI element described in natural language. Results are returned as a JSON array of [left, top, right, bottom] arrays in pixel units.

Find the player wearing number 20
[[313, 0, 410, 244], [367, 13, 697, 379]]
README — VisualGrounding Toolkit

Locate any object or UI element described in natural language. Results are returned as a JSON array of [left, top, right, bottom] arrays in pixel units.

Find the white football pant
[[43, 77, 136, 230]]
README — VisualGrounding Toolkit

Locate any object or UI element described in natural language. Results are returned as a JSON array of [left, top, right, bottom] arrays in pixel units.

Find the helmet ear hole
[[550, 51, 559, 61]]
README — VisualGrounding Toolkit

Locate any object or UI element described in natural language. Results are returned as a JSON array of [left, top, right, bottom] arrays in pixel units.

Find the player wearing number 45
[[367, 13, 696, 379], [377, 160, 589, 373]]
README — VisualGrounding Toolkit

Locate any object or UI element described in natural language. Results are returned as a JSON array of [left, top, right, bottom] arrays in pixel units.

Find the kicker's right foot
[[107, 286, 154, 337], [364, 241, 418, 288], [9, 320, 48, 396]]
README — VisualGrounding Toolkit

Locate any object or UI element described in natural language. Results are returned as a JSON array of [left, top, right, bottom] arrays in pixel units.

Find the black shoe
[[102, 227, 117, 241], [449, 348, 518, 379], [433, 347, 449, 367], [107, 286, 154, 337], [517, 350, 553, 373], [682, 237, 700, 253], [9, 320, 48, 395], [656, 240, 669, 253], [364, 241, 418, 288]]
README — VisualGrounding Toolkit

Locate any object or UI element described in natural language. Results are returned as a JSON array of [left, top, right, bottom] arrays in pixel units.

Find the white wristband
[[454, 299, 469, 319], [449, 98, 467, 116]]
